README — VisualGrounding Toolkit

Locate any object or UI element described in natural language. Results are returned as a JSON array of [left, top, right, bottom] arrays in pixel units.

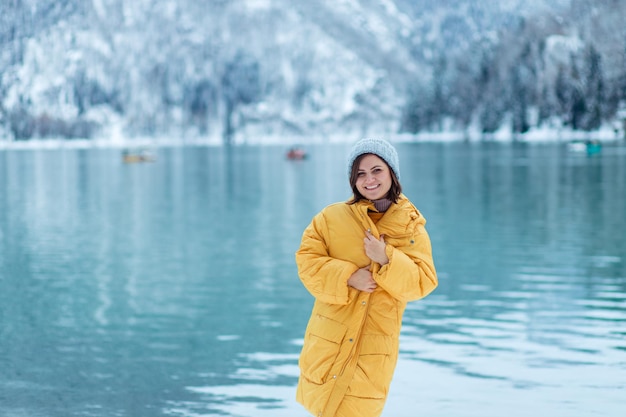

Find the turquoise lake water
[[1, 141, 625, 417]]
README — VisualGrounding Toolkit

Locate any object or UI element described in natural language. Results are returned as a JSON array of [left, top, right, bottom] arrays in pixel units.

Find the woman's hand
[[348, 267, 377, 293], [364, 230, 389, 265]]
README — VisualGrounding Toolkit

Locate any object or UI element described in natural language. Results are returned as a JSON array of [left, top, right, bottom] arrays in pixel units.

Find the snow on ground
[[1, 123, 624, 151]]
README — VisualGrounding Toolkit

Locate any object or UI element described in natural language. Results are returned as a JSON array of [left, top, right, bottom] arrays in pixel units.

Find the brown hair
[[347, 153, 402, 204]]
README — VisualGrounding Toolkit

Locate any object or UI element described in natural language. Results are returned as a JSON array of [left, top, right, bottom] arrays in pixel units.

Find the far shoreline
[[0, 126, 625, 151]]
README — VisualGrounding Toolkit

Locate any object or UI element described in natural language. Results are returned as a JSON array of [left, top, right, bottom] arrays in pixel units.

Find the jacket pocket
[[350, 334, 395, 399], [384, 231, 415, 249], [299, 314, 347, 384]]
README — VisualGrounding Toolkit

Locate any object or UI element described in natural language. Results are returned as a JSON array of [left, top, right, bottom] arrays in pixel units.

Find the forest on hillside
[[1, 0, 625, 142], [402, 0, 626, 136]]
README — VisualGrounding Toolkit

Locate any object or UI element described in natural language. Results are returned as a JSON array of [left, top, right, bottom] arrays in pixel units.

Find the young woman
[[295, 138, 438, 417]]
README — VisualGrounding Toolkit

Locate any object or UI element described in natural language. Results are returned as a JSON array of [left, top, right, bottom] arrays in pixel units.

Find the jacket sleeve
[[374, 222, 438, 303], [295, 212, 360, 305]]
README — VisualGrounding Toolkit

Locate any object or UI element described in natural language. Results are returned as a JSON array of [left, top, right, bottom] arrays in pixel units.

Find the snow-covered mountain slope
[[1, 0, 624, 142]]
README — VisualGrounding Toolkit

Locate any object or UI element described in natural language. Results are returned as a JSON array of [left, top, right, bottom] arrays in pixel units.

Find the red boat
[[286, 147, 307, 160]]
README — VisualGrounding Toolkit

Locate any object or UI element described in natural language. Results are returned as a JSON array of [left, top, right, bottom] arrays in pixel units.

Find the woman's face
[[355, 154, 392, 201]]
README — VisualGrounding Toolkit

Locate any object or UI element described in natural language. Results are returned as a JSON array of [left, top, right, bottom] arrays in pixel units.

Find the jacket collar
[[348, 195, 419, 234]]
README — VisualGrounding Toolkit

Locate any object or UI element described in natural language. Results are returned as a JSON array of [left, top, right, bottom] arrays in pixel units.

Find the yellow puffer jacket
[[295, 195, 438, 417]]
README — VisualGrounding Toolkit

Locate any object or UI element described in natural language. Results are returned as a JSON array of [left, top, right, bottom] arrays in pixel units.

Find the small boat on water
[[122, 149, 156, 163], [286, 147, 307, 160], [567, 140, 602, 155]]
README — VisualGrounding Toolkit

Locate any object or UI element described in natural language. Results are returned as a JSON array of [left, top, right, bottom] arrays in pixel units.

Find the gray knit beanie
[[347, 138, 400, 180]]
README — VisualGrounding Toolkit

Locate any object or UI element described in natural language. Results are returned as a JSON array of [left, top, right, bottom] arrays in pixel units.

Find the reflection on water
[[0, 142, 625, 417]]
